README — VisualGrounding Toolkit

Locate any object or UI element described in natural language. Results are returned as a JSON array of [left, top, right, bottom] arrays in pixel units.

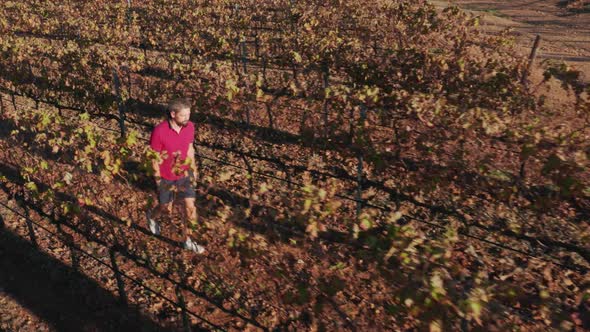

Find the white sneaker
[[146, 210, 161, 235], [184, 237, 205, 254]]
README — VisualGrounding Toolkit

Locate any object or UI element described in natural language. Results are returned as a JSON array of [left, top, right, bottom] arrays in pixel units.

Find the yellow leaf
[[303, 198, 312, 213], [292, 51, 302, 63], [429, 320, 442, 332]]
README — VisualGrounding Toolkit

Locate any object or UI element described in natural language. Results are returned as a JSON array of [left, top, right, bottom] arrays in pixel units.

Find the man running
[[146, 98, 205, 253]]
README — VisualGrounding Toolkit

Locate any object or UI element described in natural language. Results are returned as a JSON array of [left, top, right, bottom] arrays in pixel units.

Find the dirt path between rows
[[433, 0, 590, 83]]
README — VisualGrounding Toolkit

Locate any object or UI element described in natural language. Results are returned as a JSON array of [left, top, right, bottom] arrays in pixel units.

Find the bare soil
[[433, 0, 590, 83]]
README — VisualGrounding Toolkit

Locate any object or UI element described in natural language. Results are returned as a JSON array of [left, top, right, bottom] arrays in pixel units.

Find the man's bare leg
[[183, 197, 198, 240], [183, 197, 205, 253], [151, 202, 173, 220], [147, 202, 172, 235]]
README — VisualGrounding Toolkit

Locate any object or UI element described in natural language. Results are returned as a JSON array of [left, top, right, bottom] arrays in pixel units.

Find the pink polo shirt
[[150, 120, 195, 181]]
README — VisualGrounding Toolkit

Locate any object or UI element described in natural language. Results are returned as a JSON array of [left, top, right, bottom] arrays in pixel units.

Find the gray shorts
[[157, 176, 196, 204]]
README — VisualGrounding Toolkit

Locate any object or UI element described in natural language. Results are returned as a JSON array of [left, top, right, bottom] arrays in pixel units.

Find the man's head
[[167, 98, 191, 127]]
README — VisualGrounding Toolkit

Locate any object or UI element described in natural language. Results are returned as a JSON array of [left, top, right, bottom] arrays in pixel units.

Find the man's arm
[[149, 128, 163, 182], [152, 158, 161, 182], [187, 143, 198, 180]]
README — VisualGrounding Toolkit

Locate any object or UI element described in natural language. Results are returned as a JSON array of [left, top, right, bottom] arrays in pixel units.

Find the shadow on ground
[[0, 226, 180, 332]]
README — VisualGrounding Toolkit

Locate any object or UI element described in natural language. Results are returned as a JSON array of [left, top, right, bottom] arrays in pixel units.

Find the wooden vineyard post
[[109, 248, 128, 305], [12, 194, 38, 248], [175, 283, 192, 332], [0, 94, 4, 118], [261, 49, 268, 87], [254, 33, 260, 59], [174, 267, 191, 332], [348, 107, 355, 145], [125, 0, 132, 100], [10, 93, 16, 111], [11, 93, 18, 124], [288, 0, 298, 38], [57, 224, 80, 271], [521, 35, 541, 86], [70, 239, 80, 271], [356, 105, 367, 222], [23, 206, 38, 248], [241, 155, 255, 198], [112, 68, 127, 138], [238, 36, 251, 127], [241, 38, 248, 74], [322, 63, 330, 139], [244, 105, 251, 127], [127, 68, 132, 105], [126, 0, 132, 22]]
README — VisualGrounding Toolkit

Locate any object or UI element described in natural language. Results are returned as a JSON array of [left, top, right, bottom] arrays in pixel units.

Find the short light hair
[[167, 97, 191, 116]]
